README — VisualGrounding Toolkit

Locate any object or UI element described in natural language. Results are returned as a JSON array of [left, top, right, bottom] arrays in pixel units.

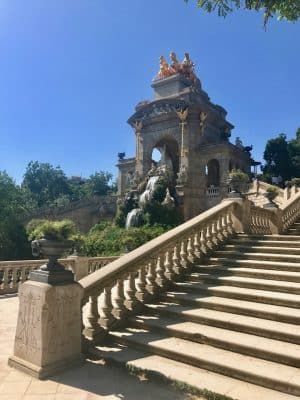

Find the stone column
[[133, 120, 143, 176], [9, 256, 84, 379]]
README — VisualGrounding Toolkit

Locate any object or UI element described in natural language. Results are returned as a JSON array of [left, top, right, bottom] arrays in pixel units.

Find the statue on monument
[[155, 51, 201, 88]]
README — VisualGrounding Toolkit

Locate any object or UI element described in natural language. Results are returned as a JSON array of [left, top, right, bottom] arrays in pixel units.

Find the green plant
[[26, 219, 79, 241], [82, 223, 168, 256], [227, 169, 249, 183], [265, 186, 278, 201]]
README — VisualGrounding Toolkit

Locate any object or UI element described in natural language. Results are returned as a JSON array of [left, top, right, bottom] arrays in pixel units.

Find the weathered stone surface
[[9, 280, 83, 379]]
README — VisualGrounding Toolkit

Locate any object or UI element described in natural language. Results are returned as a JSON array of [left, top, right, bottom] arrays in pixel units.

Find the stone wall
[[23, 195, 117, 233]]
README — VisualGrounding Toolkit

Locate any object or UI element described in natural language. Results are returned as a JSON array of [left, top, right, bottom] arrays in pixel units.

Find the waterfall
[[125, 208, 144, 229], [139, 176, 160, 207]]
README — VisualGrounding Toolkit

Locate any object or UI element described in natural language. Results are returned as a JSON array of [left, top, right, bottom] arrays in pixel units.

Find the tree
[[86, 171, 113, 196], [0, 171, 31, 260], [288, 127, 300, 178], [22, 161, 70, 207], [261, 130, 300, 184], [185, 1, 300, 26]]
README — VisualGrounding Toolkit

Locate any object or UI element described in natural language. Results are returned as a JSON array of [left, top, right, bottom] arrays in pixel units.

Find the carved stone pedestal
[[8, 280, 83, 379]]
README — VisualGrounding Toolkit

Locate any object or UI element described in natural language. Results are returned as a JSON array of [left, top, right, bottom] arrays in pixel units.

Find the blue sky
[[0, 0, 299, 183]]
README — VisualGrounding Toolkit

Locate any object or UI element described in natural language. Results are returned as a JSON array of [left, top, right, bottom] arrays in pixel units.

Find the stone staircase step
[[222, 244, 300, 254], [187, 272, 300, 294], [91, 345, 300, 400], [237, 234, 300, 241], [211, 251, 300, 263], [128, 313, 300, 367], [229, 239, 300, 248], [172, 281, 300, 308], [206, 257, 300, 272], [144, 302, 300, 344], [108, 327, 300, 396], [163, 290, 300, 324], [193, 265, 300, 282]]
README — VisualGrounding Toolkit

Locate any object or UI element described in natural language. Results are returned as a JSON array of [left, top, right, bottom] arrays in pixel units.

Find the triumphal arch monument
[[117, 52, 251, 220]]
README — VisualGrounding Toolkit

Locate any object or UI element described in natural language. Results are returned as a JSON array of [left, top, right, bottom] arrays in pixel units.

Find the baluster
[[2, 268, 9, 291], [99, 285, 115, 329], [221, 213, 229, 238], [211, 220, 218, 246], [125, 272, 138, 310], [20, 267, 26, 284], [200, 227, 208, 255], [227, 212, 234, 234], [206, 223, 213, 251], [113, 278, 127, 319], [172, 244, 183, 276], [187, 236, 195, 263], [11, 268, 18, 291], [146, 260, 159, 295], [84, 295, 102, 339], [180, 239, 189, 269], [156, 255, 167, 288], [216, 215, 224, 243], [193, 231, 201, 260], [136, 265, 148, 302], [164, 250, 175, 282]]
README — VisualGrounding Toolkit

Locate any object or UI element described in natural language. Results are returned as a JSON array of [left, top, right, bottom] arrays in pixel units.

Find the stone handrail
[[79, 200, 237, 339]]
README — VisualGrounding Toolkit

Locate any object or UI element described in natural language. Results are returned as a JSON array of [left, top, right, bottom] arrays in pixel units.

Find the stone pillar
[[223, 197, 251, 233], [9, 263, 84, 379], [133, 121, 143, 176]]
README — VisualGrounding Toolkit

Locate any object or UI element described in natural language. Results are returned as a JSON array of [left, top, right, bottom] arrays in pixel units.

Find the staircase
[[92, 225, 300, 400]]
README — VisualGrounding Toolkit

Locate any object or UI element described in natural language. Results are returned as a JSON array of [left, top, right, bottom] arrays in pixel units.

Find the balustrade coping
[[79, 200, 236, 294], [281, 190, 300, 211]]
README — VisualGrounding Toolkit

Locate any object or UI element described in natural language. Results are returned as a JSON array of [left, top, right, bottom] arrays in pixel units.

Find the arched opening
[[206, 159, 220, 187], [229, 160, 233, 172], [150, 137, 180, 178]]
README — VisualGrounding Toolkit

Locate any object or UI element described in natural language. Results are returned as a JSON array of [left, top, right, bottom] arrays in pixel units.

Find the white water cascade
[[125, 208, 144, 229], [139, 176, 160, 207]]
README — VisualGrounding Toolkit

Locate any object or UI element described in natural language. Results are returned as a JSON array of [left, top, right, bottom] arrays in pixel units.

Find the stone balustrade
[[249, 205, 278, 235], [282, 190, 300, 231], [0, 256, 118, 295], [79, 200, 236, 341]]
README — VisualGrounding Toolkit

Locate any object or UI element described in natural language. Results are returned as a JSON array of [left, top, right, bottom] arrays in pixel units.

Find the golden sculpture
[[155, 52, 201, 88], [176, 108, 189, 123], [157, 56, 173, 79], [170, 51, 182, 74]]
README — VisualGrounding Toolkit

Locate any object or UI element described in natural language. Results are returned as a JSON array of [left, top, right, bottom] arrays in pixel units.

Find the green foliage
[[22, 161, 115, 210], [22, 161, 70, 208], [185, 0, 300, 26], [26, 219, 79, 241], [83, 223, 168, 256], [227, 169, 249, 182], [262, 130, 300, 183], [265, 185, 278, 200], [143, 202, 183, 227], [0, 171, 31, 260]]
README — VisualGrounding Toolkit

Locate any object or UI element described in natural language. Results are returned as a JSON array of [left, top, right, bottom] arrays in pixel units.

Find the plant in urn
[[27, 219, 78, 284]]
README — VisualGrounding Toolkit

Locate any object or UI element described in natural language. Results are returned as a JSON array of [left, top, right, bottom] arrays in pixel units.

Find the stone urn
[[263, 190, 278, 209], [226, 176, 247, 198], [31, 239, 74, 285]]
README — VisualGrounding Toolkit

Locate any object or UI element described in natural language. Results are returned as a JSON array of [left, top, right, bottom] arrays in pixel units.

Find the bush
[[83, 223, 168, 256], [26, 219, 79, 241]]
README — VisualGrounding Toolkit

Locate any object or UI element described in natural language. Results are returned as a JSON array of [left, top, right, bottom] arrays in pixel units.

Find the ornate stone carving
[[176, 108, 189, 123], [200, 111, 208, 134]]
